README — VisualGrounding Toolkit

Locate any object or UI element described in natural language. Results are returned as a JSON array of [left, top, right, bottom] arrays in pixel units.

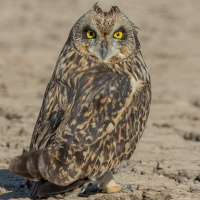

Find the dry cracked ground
[[0, 0, 200, 200]]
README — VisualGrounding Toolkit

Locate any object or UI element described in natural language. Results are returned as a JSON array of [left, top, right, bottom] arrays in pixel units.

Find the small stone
[[5, 112, 22, 120], [183, 132, 194, 140], [194, 173, 200, 182], [141, 171, 146, 175], [195, 135, 200, 142]]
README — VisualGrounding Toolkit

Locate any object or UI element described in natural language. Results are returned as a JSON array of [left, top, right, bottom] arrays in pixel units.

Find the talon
[[80, 183, 100, 196], [123, 184, 133, 192]]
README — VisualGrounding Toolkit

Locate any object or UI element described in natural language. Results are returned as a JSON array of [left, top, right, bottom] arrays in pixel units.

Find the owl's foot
[[79, 171, 133, 196], [97, 171, 123, 193], [102, 179, 123, 193]]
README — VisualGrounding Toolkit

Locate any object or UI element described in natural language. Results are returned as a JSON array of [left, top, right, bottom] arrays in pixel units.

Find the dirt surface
[[0, 0, 200, 199]]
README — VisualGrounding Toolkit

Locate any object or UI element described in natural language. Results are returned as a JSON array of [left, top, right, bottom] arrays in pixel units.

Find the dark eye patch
[[82, 26, 96, 39], [114, 27, 127, 40]]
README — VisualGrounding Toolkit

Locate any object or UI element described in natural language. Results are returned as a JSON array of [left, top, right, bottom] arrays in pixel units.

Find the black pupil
[[89, 31, 94, 36], [117, 32, 120, 36]]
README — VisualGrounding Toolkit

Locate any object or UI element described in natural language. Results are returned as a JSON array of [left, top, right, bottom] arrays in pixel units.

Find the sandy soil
[[0, 0, 200, 199]]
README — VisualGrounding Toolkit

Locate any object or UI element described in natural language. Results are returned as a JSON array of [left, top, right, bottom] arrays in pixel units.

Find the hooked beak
[[101, 40, 108, 60]]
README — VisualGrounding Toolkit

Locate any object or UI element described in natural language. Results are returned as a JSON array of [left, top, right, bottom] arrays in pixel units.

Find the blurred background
[[0, 0, 200, 199]]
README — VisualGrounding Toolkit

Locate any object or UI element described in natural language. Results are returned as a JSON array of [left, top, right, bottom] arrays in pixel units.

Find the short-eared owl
[[9, 3, 151, 199]]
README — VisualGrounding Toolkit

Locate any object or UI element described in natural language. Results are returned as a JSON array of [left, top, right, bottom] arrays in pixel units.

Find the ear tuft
[[109, 6, 121, 15], [92, 2, 103, 14]]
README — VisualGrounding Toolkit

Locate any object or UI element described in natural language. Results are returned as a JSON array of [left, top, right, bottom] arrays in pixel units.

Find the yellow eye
[[86, 30, 96, 39], [114, 31, 123, 39]]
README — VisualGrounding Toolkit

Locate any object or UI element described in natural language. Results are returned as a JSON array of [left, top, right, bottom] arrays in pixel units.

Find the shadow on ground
[[0, 169, 28, 199]]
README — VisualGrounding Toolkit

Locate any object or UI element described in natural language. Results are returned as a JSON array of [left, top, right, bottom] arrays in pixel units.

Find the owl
[[9, 3, 151, 199]]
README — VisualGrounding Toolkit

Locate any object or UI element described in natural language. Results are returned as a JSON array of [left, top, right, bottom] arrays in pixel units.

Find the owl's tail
[[9, 145, 75, 185], [9, 148, 44, 180], [9, 146, 88, 198]]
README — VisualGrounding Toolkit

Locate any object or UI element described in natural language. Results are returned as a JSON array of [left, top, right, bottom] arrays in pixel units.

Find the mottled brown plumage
[[9, 3, 151, 199]]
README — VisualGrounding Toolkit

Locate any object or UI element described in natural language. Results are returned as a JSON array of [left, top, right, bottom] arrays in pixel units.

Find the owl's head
[[69, 3, 140, 63]]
